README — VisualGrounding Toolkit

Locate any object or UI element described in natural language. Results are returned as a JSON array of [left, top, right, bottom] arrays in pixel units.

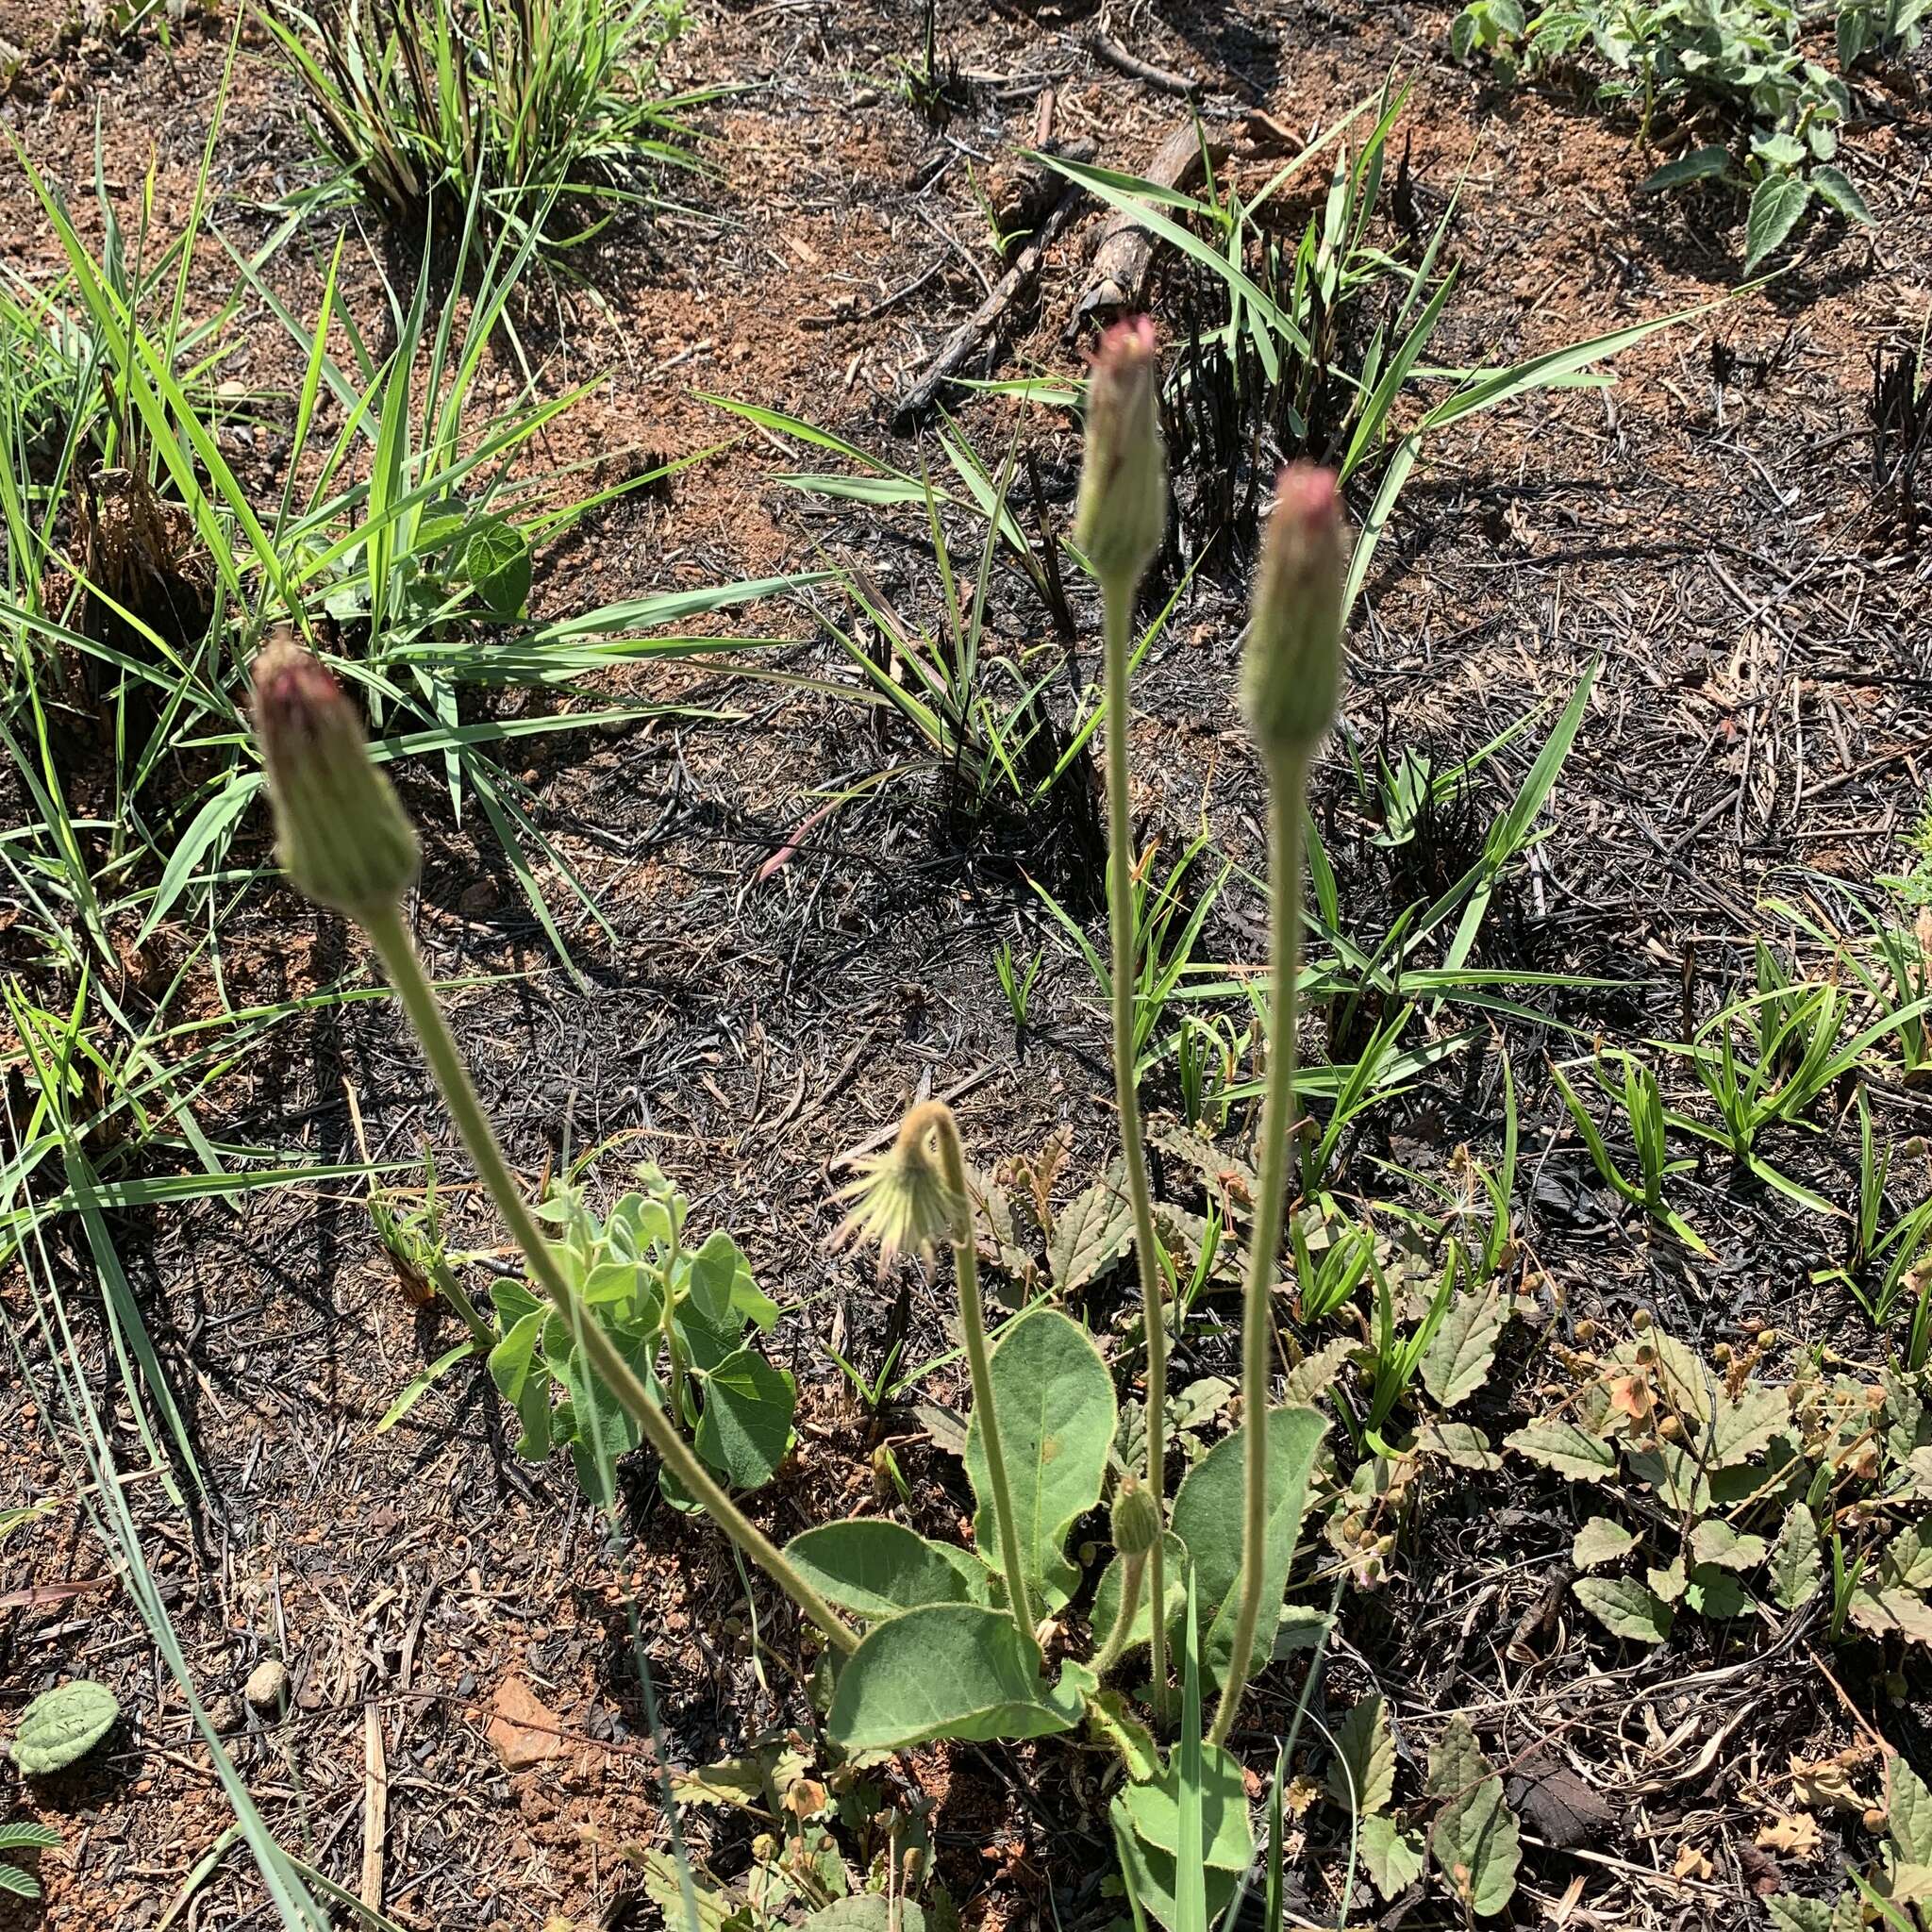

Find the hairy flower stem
[[1091, 1553, 1147, 1676], [1209, 747, 1307, 1748], [1101, 575, 1171, 1722], [361, 902, 861, 1657], [908, 1100, 1040, 1670]]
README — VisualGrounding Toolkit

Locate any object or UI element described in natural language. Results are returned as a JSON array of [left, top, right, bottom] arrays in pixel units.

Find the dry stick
[[1210, 745, 1307, 1749], [1101, 577, 1171, 1722], [1088, 26, 1204, 99], [359, 903, 861, 1658], [915, 1101, 1039, 1670]]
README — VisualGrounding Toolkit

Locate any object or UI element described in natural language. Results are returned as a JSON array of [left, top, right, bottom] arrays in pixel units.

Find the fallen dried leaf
[[1757, 1811, 1822, 1859]]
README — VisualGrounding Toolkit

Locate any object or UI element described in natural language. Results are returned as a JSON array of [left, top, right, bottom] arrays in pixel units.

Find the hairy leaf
[[1573, 1576, 1673, 1643], [964, 1307, 1115, 1610], [1572, 1516, 1638, 1570], [1326, 1693, 1395, 1817], [1768, 1506, 1823, 1610], [784, 1520, 987, 1621], [1170, 1406, 1327, 1689], [1504, 1421, 1616, 1481], [1420, 1291, 1506, 1408], [826, 1605, 1081, 1752], [1427, 1716, 1520, 1918], [1358, 1813, 1425, 1900]]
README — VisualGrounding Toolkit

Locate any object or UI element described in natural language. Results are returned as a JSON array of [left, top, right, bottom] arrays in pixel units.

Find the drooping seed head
[[251, 631, 420, 920], [1241, 464, 1347, 763], [832, 1105, 966, 1270], [1073, 315, 1166, 592], [1110, 1473, 1161, 1558]]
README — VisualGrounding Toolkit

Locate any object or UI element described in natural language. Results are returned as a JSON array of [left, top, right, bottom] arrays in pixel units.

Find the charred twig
[[891, 147, 1093, 427], [1089, 25, 1203, 100]]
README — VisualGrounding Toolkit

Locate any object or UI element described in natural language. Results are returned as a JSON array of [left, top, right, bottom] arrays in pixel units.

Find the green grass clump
[[258, 0, 706, 247]]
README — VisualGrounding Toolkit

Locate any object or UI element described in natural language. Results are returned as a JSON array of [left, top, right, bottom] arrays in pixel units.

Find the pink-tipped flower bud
[[251, 632, 420, 920], [1242, 465, 1347, 761], [1074, 316, 1166, 591]]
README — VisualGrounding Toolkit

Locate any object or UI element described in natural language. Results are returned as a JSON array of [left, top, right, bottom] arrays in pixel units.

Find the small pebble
[[244, 1658, 289, 1714]]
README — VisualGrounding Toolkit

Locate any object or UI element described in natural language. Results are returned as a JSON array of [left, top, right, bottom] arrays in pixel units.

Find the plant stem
[[428, 1258, 496, 1350], [361, 902, 861, 1657], [1100, 575, 1170, 1722], [1091, 1552, 1147, 1676], [1210, 748, 1307, 1749], [913, 1101, 1040, 1671]]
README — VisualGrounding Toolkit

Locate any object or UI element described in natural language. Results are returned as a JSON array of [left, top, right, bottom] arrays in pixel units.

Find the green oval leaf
[[803, 1901, 926, 1932], [964, 1307, 1115, 1610], [10, 1681, 120, 1775], [826, 1604, 1082, 1753], [1744, 172, 1813, 274], [1170, 1405, 1327, 1689], [785, 1520, 987, 1621], [693, 1346, 794, 1491]]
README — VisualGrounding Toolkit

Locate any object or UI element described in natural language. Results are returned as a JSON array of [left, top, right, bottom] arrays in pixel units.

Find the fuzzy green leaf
[[1358, 1813, 1426, 1900], [1170, 1405, 1327, 1689], [1420, 1291, 1506, 1408], [1573, 1576, 1673, 1644], [1504, 1421, 1616, 1481], [1121, 1740, 1256, 1872], [1047, 1168, 1136, 1294], [693, 1347, 794, 1491], [964, 1307, 1115, 1611], [1744, 172, 1813, 273], [1707, 1384, 1789, 1467], [1091, 1530, 1187, 1660], [1572, 1516, 1638, 1570], [1641, 144, 1732, 192], [825, 1605, 1081, 1753], [1327, 1693, 1395, 1817], [784, 1520, 987, 1622], [1768, 1506, 1823, 1610], [9, 1682, 119, 1776], [1810, 165, 1874, 226], [1427, 1716, 1520, 1918], [802, 1902, 925, 1932], [1689, 1521, 1768, 1572], [1890, 1761, 1932, 1865], [1415, 1421, 1502, 1471]]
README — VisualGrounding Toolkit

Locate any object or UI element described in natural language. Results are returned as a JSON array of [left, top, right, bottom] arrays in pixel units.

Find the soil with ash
[[3, 1, 1930, 1928]]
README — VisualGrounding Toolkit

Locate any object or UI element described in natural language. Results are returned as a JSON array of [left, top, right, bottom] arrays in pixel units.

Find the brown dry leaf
[[1790, 1752, 1872, 1815], [1672, 1843, 1714, 1881], [1757, 1812, 1822, 1860], [486, 1675, 565, 1772]]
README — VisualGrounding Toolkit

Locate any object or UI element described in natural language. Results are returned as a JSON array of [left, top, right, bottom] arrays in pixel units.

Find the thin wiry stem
[[361, 901, 860, 1657], [1100, 574, 1170, 1722], [909, 1101, 1040, 1669], [1210, 749, 1307, 1747]]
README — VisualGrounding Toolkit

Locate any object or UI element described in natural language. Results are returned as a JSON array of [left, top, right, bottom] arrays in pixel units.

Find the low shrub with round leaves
[[8, 1681, 119, 1777]]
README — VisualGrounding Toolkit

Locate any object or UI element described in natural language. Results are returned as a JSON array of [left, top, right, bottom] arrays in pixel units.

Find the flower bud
[[1241, 465, 1346, 762], [1110, 1473, 1160, 1558], [1074, 316, 1166, 591], [251, 633, 419, 919]]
